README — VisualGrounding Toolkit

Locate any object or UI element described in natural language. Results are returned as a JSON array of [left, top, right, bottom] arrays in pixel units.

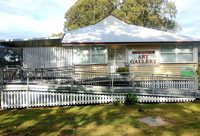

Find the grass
[[0, 102, 200, 136]]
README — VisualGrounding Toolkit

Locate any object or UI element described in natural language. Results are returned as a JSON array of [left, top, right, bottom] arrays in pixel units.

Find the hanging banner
[[128, 50, 159, 65]]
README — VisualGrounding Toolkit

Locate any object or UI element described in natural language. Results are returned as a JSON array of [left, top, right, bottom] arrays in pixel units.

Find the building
[[1, 15, 199, 75], [0, 15, 199, 108], [62, 15, 200, 75]]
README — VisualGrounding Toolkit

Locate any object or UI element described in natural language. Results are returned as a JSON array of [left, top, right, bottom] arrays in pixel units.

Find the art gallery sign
[[128, 50, 159, 65]]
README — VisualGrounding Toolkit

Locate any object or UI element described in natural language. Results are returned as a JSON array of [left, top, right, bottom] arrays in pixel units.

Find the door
[[108, 47, 126, 73]]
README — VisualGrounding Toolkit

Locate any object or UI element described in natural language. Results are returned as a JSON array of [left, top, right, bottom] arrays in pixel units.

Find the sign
[[128, 50, 159, 65], [180, 67, 195, 76]]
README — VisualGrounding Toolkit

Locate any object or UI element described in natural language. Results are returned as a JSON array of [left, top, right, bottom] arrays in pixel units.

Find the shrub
[[116, 67, 129, 73], [196, 65, 200, 76], [124, 93, 137, 105], [113, 98, 120, 106]]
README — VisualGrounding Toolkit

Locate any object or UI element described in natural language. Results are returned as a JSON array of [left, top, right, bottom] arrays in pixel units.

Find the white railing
[[0, 90, 196, 109], [2, 67, 197, 91], [133, 74, 197, 90]]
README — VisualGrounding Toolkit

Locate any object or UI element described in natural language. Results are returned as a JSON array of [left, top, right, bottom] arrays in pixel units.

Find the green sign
[[180, 67, 195, 76]]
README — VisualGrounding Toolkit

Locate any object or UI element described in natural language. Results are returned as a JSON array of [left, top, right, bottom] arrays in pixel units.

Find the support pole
[[152, 74, 155, 95], [41, 68, 43, 82], [71, 66, 74, 91], [0, 68, 4, 109], [111, 73, 114, 93], [0, 68, 3, 90], [194, 76, 198, 97], [1, 89, 3, 109], [132, 73, 135, 92], [26, 71, 29, 108]]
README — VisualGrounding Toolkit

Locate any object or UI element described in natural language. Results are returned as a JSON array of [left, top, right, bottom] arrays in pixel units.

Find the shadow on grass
[[0, 102, 200, 136]]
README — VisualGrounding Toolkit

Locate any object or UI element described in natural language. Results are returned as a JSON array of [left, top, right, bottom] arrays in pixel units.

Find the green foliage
[[124, 93, 138, 105], [116, 67, 129, 73], [49, 32, 64, 38], [113, 98, 120, 106], [64, 0, 179, 32], [64, 0, 116, 30], [196, 65, 200, 76]]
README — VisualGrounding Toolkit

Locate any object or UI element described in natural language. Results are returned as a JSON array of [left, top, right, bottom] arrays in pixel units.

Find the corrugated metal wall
[[23, 47, 73, 68]]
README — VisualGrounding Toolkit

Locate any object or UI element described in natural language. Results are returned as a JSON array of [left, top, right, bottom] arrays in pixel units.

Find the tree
[[64, 0, 179, 32], [64, 0, 117, 30], [49, 32, 64, 38]]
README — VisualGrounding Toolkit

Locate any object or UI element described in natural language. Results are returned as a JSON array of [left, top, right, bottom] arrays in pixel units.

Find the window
[[74, 46, 106, 64], [160, 45, 175, 52], [161, 53, 176, 63], [160, 45, 176, 62], [177, 53, 193, 62], [75, 47, 90, 64], [177, 45, 193, 62], [108, 48, 125, 62], [160, 44, 193, 63], [108, 49, 114, 61], [116, 49, 124, 60], [92, 46, 106, 63]]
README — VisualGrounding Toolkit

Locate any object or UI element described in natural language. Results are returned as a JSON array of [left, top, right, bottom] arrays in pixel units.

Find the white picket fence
[[0, 91, 196, 109], [0, 91, 125, 109]]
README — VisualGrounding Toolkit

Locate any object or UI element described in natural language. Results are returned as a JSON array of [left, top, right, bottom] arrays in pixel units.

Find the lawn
[[0, 102, 200, 136]]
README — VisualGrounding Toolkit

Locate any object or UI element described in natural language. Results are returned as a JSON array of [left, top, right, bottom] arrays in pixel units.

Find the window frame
[[73, 45, 107, 65], [160, 44, 194, 63]]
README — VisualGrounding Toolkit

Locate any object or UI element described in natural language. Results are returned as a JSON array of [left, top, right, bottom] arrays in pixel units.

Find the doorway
[[108, 46, 126, 73]]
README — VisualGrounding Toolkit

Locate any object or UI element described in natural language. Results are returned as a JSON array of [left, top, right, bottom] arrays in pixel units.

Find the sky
[[0, 0, 199, 40]]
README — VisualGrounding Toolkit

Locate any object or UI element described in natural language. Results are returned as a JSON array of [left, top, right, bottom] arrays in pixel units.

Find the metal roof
[[0, 37, 62, 47], [62, 15, 200, 44]]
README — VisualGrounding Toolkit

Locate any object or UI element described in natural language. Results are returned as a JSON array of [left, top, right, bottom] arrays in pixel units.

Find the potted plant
[[116, 67, 129, 76]]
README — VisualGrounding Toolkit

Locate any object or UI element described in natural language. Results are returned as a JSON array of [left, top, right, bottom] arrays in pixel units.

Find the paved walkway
[[139, 116, 168, 126]]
